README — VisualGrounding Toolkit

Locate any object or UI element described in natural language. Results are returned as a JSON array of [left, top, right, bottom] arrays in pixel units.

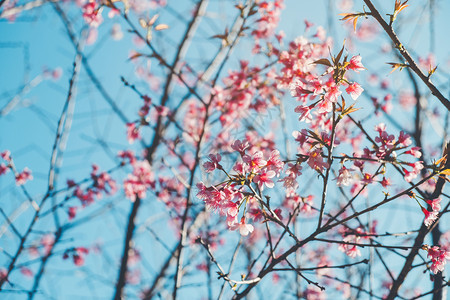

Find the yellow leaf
[[435, 155, 447, 168], [393, 0, 409, 21], [440, 169, 450, 176], [387, 62, 409, 74]]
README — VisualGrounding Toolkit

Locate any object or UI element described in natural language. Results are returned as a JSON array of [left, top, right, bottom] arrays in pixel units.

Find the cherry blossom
[[426, 246, 450, 274], [422, 207, 438, 227], [335, 166, 354, 186], [346, 55, 365, 72], [15, 167, 33, 186], [254, 169, 276, 190], [126, 123, 141, 144], [229, 216, 254, 236], [82, 1, 103, 27], [203, 153, 222, 173], [345, 82, 364, 100]]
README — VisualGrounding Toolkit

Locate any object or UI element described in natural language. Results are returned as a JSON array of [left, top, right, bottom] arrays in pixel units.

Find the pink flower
[[279, 174, 299, 190], [346, 246, 361, 258], [422, 207, 438, 227], [266, 150, 284, 175], [345, 82, 364, 100], [380, 177, 391, 188], [314, 26, 327, 41], [123, 161, 155, 201], [339, 234, 361, 258], [243, 151, 267, 171], [40, 234, 55, 255], [203, 153, 222, 173], [155, 105, 170, 117], [82, 1, 103, 27], [231, 139, 249, 155], [426, 198, 441, 212], [325, 85, 342, 103], [403, 168, 417, 183], [427, 246, 450, 274], [405, 146, 421, 158], [0, 268, 7, 281], [229, 216, 254, 236], [398, 131, 412, 147], [335, 166, 354, 186], [68, 207, 77, 220], [233, 161, 249, 174], [0, 163, 8, 175], [15, 167, 33, 186], [307, 150, 328, 172], [317, 98, 333, 113], [361, 173, 373, 184], [347, 55, 365, 72], [294, 105, 313, 123], [73, 247, 89, 267], [118, 150, 136, 165], [126, 123, 141, 144], [254, 170, 276, 190], [20, 267, 33, 278], [1, 150, 11, 161]]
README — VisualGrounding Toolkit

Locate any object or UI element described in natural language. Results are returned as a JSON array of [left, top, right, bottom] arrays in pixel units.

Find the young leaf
[[335, 41, 346, 65], [139, 18, 148, 29], [312, 58, 332, 67], [154, 24, 169, 31], [440, 169, 450, 176]]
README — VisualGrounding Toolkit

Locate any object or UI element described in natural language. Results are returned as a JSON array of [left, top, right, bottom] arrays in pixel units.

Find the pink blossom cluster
[[283, 41, 365, 119], [123, 160, 155, 202], [197, 139, 284, 235], [0, 150, 33, 186], [63, 247, 89, 266], [210, 61, 279, 129], [66, 165, 117, 220], [338, 225, 376, 258], [345, 124, 423, 190], [28, 234, 55, 257], [251, 0, 284, 42], [292, 130, 329, 172], [71, 164, 117, 207], [182, 100, 206, 145], [156, 176, 188, 215], [126, 122, 141, 144], [82, 1, 103, 27], [426, 245, 450, 274]]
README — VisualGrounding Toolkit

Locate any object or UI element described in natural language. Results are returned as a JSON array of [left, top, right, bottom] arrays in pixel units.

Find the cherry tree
[[0, 0, 450, 299]]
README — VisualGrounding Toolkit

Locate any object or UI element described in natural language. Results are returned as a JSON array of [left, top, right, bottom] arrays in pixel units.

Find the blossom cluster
[[67, 164, 117, 220], [123, 158, 155, 202], [0, 150, 33, 186], [197, 139, 284, 235], [71, 164, 117, 206], [338, 223, 377, 258], [63, 247, 90, 266], [425, 245, 450, 274]]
